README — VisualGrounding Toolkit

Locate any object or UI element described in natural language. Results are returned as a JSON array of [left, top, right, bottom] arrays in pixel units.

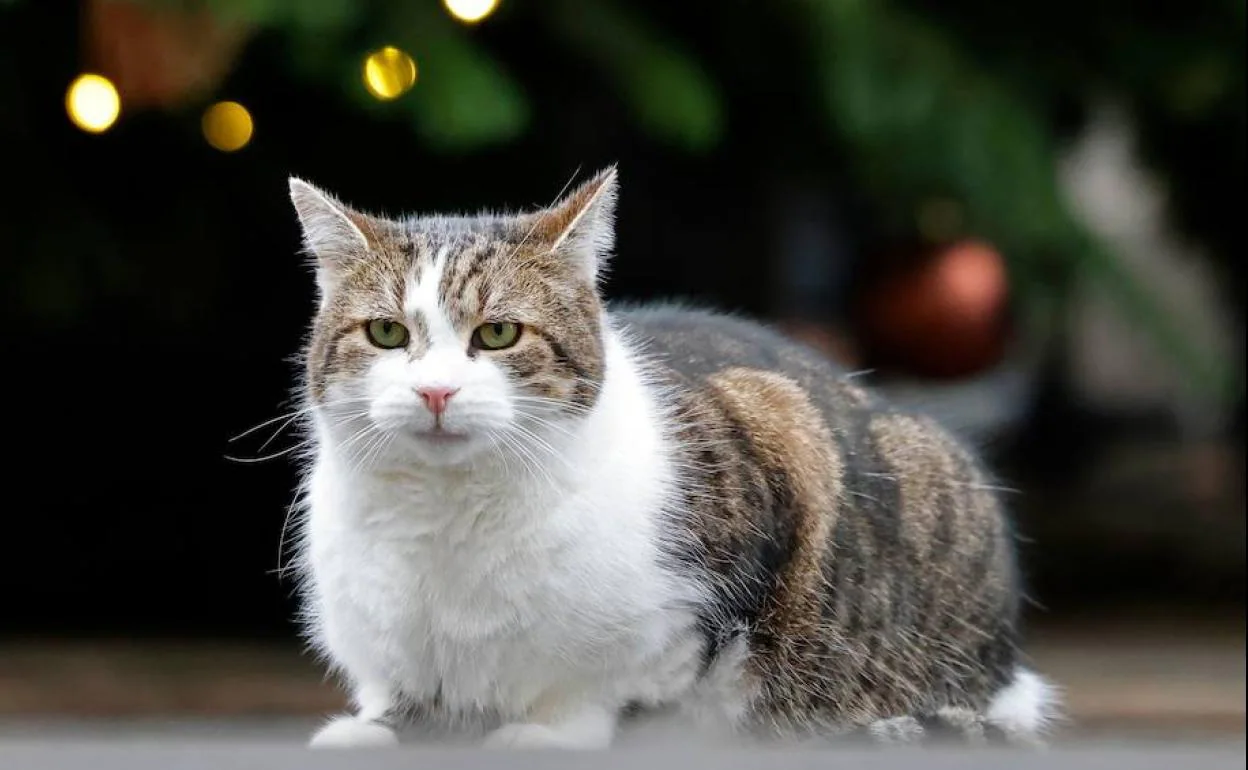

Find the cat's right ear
[[288, 178, 372, 291]]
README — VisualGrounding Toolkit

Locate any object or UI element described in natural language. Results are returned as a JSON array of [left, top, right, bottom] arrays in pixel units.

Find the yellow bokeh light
[[363, 46, 418, 101], [202, 101, 254, 152], [443, 0, 500, 24], [66, 73, 120, 134]]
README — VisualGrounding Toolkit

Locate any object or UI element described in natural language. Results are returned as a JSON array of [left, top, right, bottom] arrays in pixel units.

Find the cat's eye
[[365, 319, 410, 349], [471, 322, 522, 351]]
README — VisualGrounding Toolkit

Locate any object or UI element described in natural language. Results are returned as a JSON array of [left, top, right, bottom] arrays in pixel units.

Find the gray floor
[[0, 718, 1243, 769], [0, 742, 1244, 770]]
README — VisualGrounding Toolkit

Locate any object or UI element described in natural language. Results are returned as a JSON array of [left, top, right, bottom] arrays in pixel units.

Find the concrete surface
[[0, 740, 1244, 770], [0, 611, 1241, 762], [4, 614, 1243, 731]]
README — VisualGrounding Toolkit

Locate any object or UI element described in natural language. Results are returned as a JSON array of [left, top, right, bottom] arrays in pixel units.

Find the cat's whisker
[[958, 482, 1022, 495], [275, 494, 305, 577], [365, 433, 394, 472], [502, 165, 583, 264], [488, 428, 532, 479], [225, 440, 313, 464], [256, 415, 304, 454], [503, 433, 556, 488], [335, 431, 375, 475], [355, 431, 396, 475], [230, 395, 371, 443], [482, 429, 514, 478], [840, 369, 876, 381], [339, 420, 380, 453], [494, 427, 559, 489], [510, 393, 595, 411], [229, 409, 308, 443], [322, 411, 374, 437], [504, 421, 571, 471], [509, 400, 594, 420], [343, 427, 388, 477], [513, 409, 580, 440]]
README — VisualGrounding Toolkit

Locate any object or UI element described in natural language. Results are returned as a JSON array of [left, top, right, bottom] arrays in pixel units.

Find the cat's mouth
[[409, 427, 470, 444]]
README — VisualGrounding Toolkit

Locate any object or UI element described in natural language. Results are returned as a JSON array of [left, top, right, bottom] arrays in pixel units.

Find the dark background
[[0, 0, 1243, 641]]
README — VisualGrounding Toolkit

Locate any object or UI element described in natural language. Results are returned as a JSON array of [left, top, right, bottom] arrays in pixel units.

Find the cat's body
[[286, 168, 1058, 750]]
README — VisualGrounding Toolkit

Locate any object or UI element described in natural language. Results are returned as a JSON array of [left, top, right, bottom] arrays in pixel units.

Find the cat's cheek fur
[[299, 331, 709, 747]]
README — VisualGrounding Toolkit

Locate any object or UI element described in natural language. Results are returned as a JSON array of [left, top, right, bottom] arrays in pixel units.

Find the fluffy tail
[[861, 667, 1062, 747]]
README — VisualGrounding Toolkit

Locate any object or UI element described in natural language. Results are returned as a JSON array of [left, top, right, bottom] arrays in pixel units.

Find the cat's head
[[289, 167, 618, 468]]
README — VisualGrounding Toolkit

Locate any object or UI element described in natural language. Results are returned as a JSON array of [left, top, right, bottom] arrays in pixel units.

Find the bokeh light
[[443, 0, 500, 24], [363, 46, 417, 101], [65, 74, 120, 134], [202, 101, 254, 152]]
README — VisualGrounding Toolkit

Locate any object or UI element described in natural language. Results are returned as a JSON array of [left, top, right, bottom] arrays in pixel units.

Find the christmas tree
[[6, 0, 1245, 400], [0, 0, 1243, 635]]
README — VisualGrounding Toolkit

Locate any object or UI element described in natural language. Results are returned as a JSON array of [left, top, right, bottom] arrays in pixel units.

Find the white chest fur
[[298, 334, 706, 725]]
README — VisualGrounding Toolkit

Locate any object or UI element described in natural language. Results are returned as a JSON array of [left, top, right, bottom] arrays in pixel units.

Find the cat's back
[[611, 303, 885, 456], [612, 304, 849, 388], [614, 304, 1026, 733]]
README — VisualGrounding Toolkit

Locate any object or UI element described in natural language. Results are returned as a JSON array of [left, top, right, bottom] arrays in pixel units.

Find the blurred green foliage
[[6, 0, 1243, 399]]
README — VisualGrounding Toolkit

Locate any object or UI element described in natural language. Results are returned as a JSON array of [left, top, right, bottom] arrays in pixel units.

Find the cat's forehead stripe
[[404, 243, 460, 348], [439, 237, 504, 324]]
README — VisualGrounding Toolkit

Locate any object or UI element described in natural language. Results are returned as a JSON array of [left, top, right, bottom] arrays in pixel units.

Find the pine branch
[[543, 0, 724, 151]]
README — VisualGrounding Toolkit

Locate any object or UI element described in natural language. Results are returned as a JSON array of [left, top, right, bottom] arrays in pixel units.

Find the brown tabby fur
[[290, 167, 1042, 745]]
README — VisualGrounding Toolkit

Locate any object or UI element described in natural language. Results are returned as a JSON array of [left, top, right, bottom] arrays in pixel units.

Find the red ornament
[[81, 0, 252, 110], [854, 240, 1011, 380]]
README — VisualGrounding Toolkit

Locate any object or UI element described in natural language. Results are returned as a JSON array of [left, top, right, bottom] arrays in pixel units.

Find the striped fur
[[618, 307, 1029, 739], [286, 168, 1058, 750]]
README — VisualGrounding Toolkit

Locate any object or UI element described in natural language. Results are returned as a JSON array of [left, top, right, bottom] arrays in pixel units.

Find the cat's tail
[[861, 667, 1063, 748]]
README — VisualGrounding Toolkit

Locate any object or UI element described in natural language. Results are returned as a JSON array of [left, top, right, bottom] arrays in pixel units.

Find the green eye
[[472, 321, 522, 351], [365, 319, 410, 349]]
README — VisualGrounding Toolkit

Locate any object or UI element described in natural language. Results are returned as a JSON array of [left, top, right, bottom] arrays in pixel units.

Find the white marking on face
[[404, 245, 460, 350], [361, 243, 514, 466], [401, 245, 468, 392]]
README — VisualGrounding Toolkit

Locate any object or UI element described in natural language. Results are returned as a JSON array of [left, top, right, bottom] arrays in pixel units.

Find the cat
[[285, 167, 1059, 750]]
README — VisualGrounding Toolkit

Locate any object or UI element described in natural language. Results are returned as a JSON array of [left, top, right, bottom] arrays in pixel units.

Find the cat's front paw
[[309, 716, 399, 749], [485, 722, 608, 750], [484, 723, 563, 750]]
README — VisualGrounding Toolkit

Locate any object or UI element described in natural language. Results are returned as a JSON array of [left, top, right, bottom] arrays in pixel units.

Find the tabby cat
[[286, 167, 1058, 750]]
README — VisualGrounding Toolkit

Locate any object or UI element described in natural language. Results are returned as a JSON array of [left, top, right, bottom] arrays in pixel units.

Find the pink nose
[[417, 387, 458, 416]]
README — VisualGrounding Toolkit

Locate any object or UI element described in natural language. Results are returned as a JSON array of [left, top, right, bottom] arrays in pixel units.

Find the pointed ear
[[288, 177, 374, 265], [529, 166, 619, 281]]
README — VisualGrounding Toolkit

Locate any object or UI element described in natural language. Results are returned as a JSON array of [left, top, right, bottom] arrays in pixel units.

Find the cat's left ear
[[288, 177, 383, 297], [530, 166, 619, 281], [289, 176, 376, 251]]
